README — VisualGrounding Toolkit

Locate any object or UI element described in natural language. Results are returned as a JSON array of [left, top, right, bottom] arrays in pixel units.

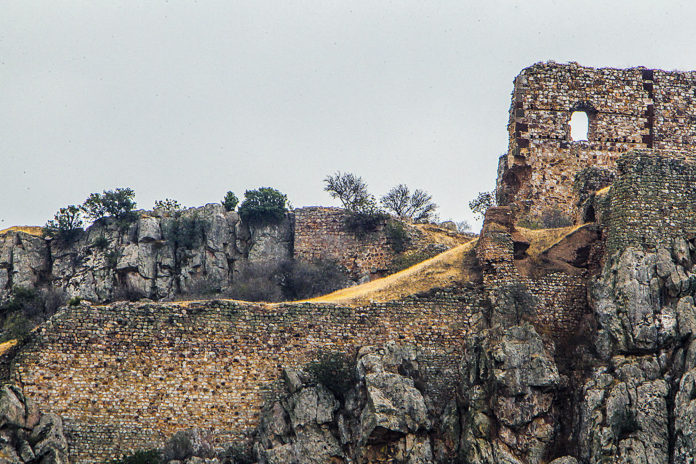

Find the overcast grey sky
[[2, 1, 696, 229]]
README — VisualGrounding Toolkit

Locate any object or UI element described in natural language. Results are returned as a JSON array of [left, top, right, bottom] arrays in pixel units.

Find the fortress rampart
[[12, 290, 485, 463], [7, 205, 601, 462], [498, 62, 696, 223]]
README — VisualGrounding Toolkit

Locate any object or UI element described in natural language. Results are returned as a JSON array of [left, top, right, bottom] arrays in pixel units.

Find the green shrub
[[0, 313, 33, 343], [517, 217, 543, 229], [518, 209, 573, 229], [305, 351, 357, 399], [153, 198, 182, 213], [212, 259, 349, 303], [468, 191, 497, 221], [381, 184, 437, 222], [43, 205, 83, 242], [82, 188, 137, 223], [93, 235, 109, 250], [384, 220, 410, 253], [0, 287, 67, 343], [238, 187, 288, 225], [105, 249, 121, 268], [68, 296, 82, 307], [111, 449, 163, 464], [280, 260, 350, 300], [540, 208, 573, 228], [324, 171, 373, 212], [221, 443, 254, 464], [344, 209, 389, 238], [222, 191, 239, 212], [113, 284, 148, 303]]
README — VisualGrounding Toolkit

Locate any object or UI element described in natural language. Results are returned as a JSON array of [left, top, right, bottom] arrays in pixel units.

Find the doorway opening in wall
[[570, 111, 589, 141]]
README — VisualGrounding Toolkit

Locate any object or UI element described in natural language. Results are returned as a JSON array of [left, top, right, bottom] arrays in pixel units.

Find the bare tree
[[324, 172, 375, 212], [381, 184, 437, 222]]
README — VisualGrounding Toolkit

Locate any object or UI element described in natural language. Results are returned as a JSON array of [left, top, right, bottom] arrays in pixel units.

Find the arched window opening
[[570, 111, 589, 141]]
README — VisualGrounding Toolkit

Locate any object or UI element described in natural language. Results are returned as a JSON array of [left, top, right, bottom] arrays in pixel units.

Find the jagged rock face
[[255, 343, 434, 464], [0, 204, 293, 303], [459, 323, 561, 464], [583, 238, 696, 463], [0, 385, 68, 464]]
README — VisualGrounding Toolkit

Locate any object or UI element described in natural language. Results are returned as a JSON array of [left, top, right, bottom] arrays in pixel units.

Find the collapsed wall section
[[477, 207, 592, 340], [11, 289, 484, 463], [499, 62, 696, 223]]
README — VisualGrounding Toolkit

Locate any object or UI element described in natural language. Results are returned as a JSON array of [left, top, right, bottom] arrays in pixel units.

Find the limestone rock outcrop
[[0, 385, 67, 464], [0, 205, 292, 303], [255, 343, 434, 464], [459, 323, 561, 464]]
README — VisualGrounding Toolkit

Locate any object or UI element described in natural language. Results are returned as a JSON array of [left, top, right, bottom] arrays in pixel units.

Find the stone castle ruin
[[498, 61, 696, 224], [9, 62, 696, 463]]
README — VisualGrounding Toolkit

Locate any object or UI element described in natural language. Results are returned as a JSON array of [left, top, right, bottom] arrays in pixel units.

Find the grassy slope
[[303, 238, 479, 306]]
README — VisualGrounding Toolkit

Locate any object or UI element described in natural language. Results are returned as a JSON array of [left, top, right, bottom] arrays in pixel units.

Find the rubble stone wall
[[477, 207, 590, 339], [605, 150, 696, 253], [12, 288, 485, 463], [293, 207, 394, 280], [499, 61, 696, 222]]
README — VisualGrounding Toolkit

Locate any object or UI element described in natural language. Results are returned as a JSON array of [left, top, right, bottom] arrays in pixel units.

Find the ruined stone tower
[[497, 61, 696, 224]]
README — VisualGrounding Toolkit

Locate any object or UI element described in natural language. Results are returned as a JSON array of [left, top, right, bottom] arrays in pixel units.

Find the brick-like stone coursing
[[499, 62, 696, 223], [12, 289, 484, 463], [294, 207, 395, 279], [605, 150, 696, 253]]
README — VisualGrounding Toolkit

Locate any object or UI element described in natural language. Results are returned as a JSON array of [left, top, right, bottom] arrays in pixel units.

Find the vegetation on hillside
[[238, 187, 288, 225], [381, 184, 437, 222], [0, 286, 66, 343]]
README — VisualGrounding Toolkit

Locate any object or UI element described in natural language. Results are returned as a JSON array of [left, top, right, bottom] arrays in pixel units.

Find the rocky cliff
[[0, 206, 462, 306], [0, 204, 293, 303]]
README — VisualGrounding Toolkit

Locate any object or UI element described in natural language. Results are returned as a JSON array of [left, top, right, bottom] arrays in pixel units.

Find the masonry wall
[[605, 150, 696, 253], [499, 62, 696, 223], [477, 207, 590, 339], [294, 207, 399, 280], [12, 289, 485, 464]]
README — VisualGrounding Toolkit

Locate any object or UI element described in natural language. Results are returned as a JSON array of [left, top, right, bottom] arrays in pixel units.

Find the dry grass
[[303, 238, 478, 306], [516, 224, 585, 258], [0, 340, 18, 357], [412, 223, 474, 247], [0, 226, 43, 236]]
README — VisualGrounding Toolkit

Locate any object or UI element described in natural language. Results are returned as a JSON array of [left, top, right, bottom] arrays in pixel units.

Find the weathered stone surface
[[460, 323, 559, 464], [162, 428, 214, 462], [255, 343, 441, 464], [590, 245, 694, 359], [30, 413, 68, 459]]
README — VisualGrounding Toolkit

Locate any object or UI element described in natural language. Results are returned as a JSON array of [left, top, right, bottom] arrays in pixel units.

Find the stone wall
[[604, 150, 696, 253], [11, 288, 485, 463], [477, 207, 591, 339], [293, 207, 394, 280], [293, 207, 451, 280], [498, 61, 696, 223]]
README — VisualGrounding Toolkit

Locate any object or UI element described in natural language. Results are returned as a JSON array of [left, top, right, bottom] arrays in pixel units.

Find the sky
[[2, 1, 696, 230]]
